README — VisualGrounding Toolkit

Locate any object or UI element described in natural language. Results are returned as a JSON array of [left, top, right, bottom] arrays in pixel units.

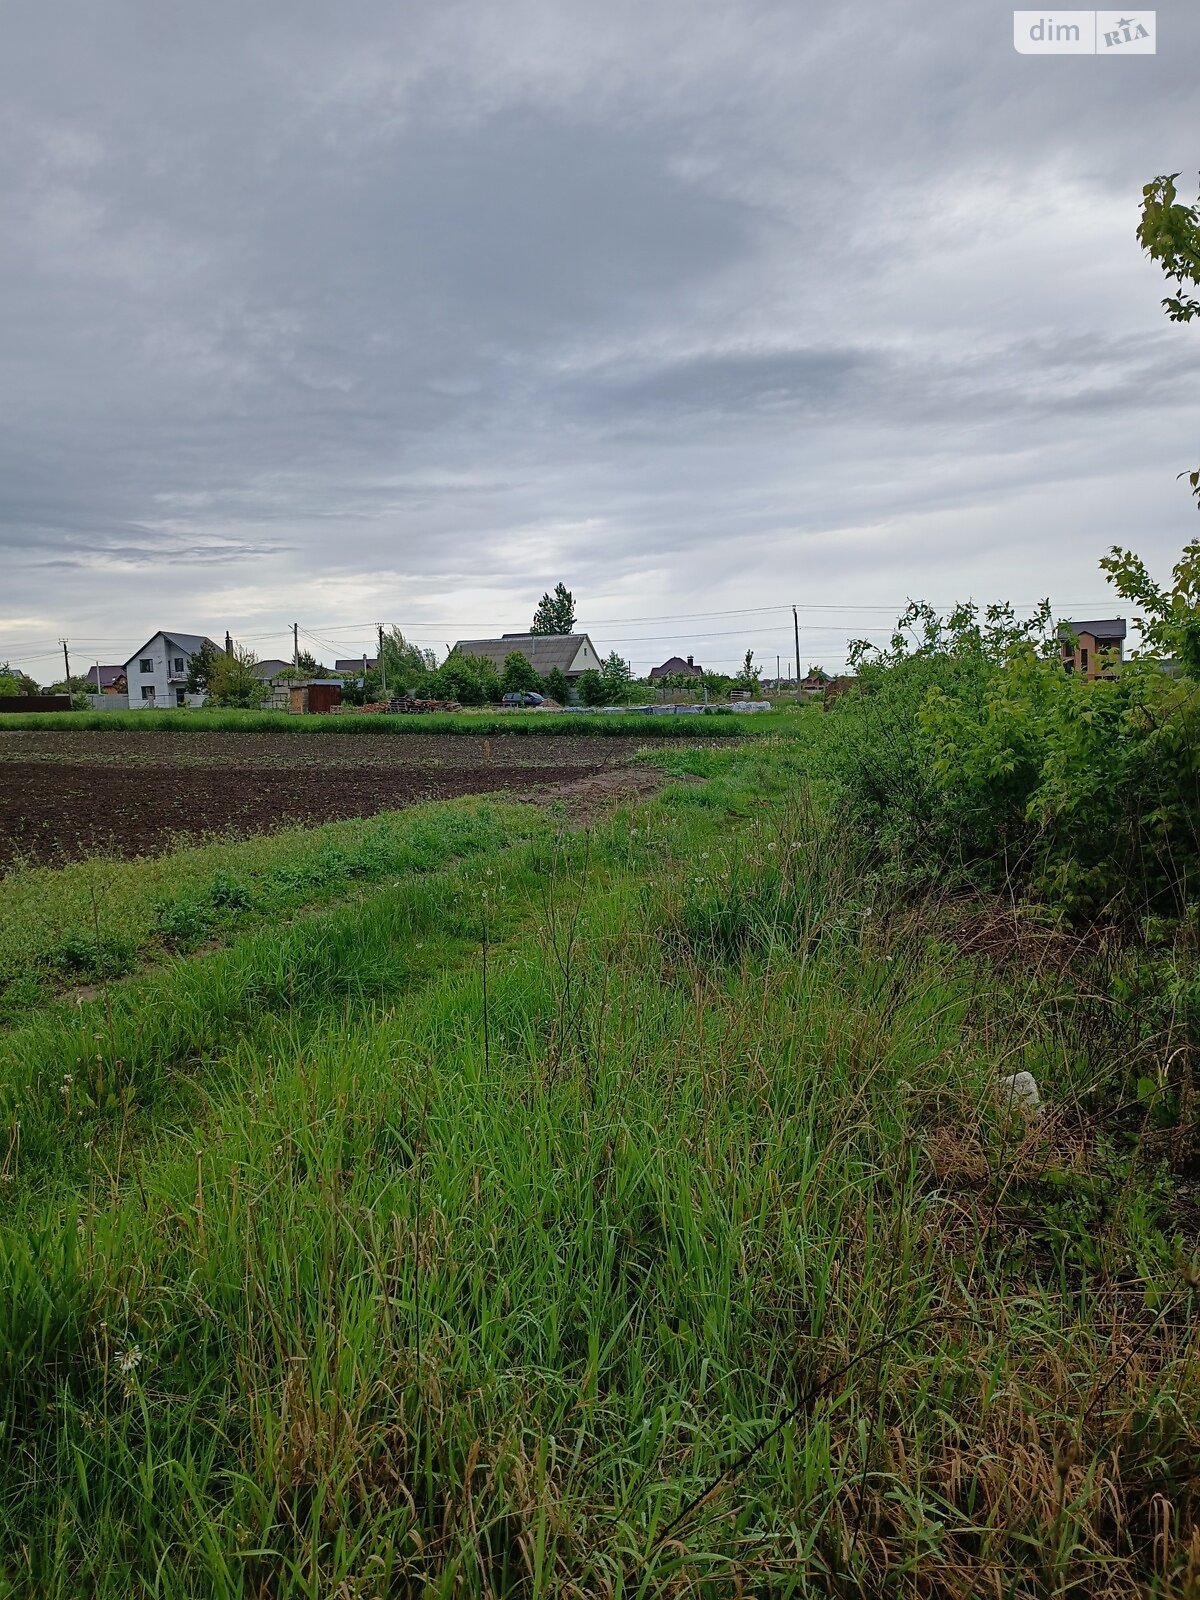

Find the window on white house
[[140, 658, 153, 672], [141, 686, 155, 701], [173, 657, 184, 674]]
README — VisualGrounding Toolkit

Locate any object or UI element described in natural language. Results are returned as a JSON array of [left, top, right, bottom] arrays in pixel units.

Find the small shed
[[289, 679, 343, 715]]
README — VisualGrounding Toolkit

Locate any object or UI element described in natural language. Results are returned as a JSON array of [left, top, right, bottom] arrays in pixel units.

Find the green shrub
[[204, 870, 253, 912], [837, 599, 1200, 926], [50, 930, 136, 981], [576, 669, 606, 706], [428, 651, 502, 706], [542, 667, 571, 704], [156, 897, 216, 949]]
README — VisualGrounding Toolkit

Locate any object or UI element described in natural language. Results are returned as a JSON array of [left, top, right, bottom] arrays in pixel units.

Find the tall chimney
[[687, 654, 693, 667], [225, 631, 233, 655]]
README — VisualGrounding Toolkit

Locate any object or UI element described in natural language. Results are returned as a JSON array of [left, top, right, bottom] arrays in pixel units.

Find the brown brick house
[[648, 654, 702, 682], [1058, 618, 1126, 679]]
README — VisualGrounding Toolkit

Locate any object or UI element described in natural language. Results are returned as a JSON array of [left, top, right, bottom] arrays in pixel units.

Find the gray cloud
[[1, 0, 1198, 677]]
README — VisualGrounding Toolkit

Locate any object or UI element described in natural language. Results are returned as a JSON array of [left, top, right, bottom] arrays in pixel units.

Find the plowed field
[[0, 731, 671, 867]]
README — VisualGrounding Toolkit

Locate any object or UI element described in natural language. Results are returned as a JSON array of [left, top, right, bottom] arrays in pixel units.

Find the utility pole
[[776, 653, 780, 690], [293, 622, 299, 671], [378, 624, 386, 696], [793, 606, 801, 692], [60, 638, 71, 689]]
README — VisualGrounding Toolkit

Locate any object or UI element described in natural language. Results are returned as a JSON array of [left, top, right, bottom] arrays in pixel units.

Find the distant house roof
[[1057, 618, 1127, 640], [452, 633, 602, 678], [123, 631, 218, 669], [648, 655, 703, 681], [85, 664, 126, 689], [334, 657, 378, 673], [251, 658, 292, 680]]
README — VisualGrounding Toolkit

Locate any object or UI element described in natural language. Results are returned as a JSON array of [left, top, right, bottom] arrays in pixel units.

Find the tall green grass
[[1, 744, 1196, 1595], [0, 707, 787, 738], [0, 800, 532, 1023]]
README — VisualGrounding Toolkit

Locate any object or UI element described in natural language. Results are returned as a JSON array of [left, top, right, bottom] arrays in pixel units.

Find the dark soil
[[0, 731, 676, 869]]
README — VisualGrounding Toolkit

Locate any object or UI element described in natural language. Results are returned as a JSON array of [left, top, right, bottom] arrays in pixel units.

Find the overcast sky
[[2, 1, 1197, 678]]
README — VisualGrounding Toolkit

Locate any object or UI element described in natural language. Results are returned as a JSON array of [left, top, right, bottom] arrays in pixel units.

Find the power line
[[309, 598, 1121, 626], [1, 596, 1133, 679], [0, 598, 1125, 654]]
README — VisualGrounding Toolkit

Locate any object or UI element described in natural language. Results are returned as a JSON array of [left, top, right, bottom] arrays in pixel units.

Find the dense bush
[[837, 597, 1200, 927], [575, 668, 605, 706], [426, 650, 502, 705], [542, 666, 571, 704]]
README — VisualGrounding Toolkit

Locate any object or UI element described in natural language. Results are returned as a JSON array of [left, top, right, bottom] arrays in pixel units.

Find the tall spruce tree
[[530, 583, 576, 635]]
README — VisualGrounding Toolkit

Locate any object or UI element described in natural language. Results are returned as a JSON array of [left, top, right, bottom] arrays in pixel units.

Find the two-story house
[[1058, 618, 1127, 680], [122, 631, 218, 708]]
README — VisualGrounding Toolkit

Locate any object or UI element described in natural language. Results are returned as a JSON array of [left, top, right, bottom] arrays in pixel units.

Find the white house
[[122, 631, 218, 708]]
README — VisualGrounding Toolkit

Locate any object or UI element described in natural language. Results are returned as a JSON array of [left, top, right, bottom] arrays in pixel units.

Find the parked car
[[502, 691, 545, 707]]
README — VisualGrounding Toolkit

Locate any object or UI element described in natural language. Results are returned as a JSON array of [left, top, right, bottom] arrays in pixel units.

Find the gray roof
[[124, 631, 217, 667], [452, 632, 598, 676], [1057, 618, 1127, 640], [163, 632, 216, 655], [334, 657, 377, 672], [251, 658, 292, 680]]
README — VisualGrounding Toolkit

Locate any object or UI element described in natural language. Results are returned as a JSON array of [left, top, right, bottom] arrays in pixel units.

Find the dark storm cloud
[[583, 330, 1193, 428], [34, 541, 292, 571], [1, 0, 1198, 673]]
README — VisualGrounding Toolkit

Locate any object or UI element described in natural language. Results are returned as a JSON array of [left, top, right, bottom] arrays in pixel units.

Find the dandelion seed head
[[115, 1345, 142, 1376]]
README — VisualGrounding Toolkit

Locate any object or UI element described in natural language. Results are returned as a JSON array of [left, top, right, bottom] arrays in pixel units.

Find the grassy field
[[1, 730, 1197, 1595], [0, 706, 791, 739], [0, 799, 535, 1023]]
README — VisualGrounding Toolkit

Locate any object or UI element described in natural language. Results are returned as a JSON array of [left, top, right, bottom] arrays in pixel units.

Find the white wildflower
[[115, 1345, 142, 1376]]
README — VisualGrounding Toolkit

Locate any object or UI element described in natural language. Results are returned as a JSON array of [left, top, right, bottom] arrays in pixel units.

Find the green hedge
[[0, 707, 769, 738]]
